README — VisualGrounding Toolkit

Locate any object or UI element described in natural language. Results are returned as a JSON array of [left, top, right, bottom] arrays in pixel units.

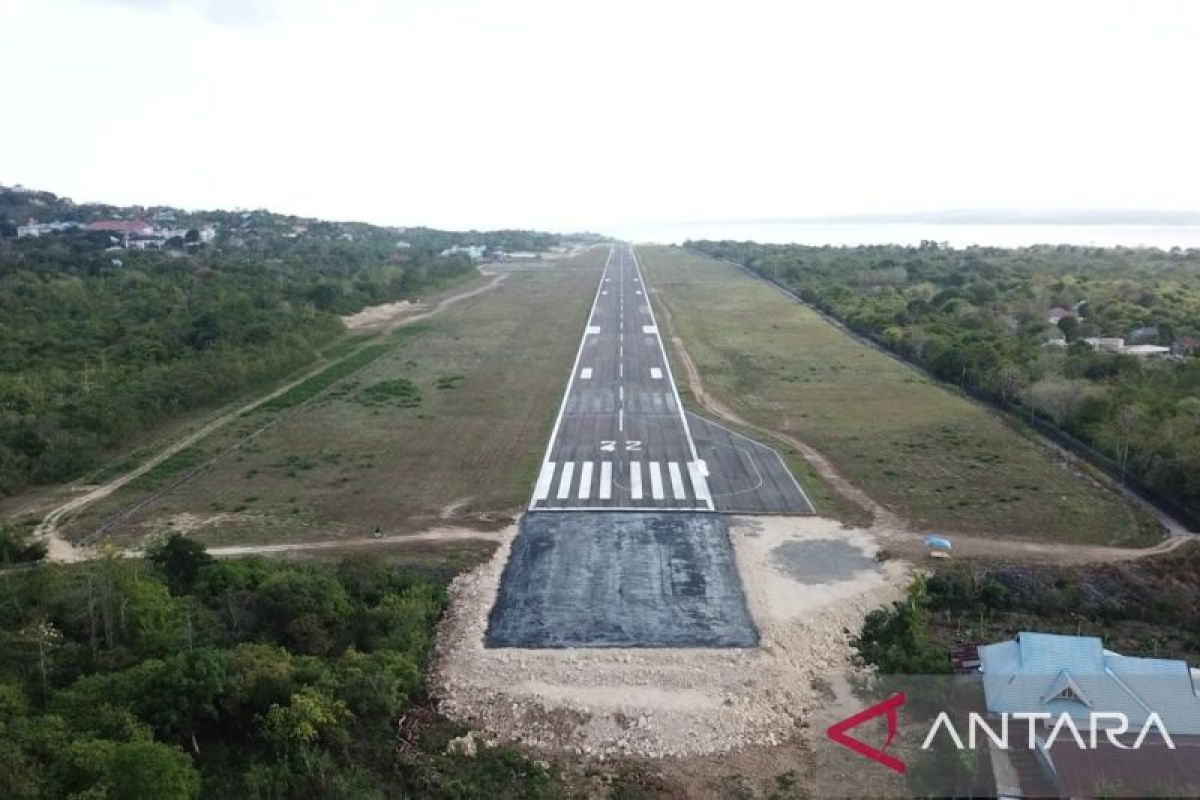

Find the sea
[[611, 222, 1200, 250]]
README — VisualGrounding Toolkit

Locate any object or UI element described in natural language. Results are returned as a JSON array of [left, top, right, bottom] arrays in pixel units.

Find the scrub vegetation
[[694, 240, 1200, 528], [0, 185, 602, 499], [638, 246, 1147, 545], [0, 534, 603, 799], [60, 248, 606, 547]]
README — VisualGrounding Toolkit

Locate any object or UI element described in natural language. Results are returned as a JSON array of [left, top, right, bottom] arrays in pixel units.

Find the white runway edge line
[[630, 245, 715, 510], [528, 246, 614, 510]]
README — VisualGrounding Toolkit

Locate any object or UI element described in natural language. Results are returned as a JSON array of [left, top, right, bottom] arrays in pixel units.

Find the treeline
[[0, 230, 472, 493], [0, 536, 562, 798], [0, 183, 598, 496], [692, 240, 1200, 527]]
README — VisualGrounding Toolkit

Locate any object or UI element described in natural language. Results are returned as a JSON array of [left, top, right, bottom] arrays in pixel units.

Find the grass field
[[639, 246, 1154, 546], [63, 250, 605, 546]]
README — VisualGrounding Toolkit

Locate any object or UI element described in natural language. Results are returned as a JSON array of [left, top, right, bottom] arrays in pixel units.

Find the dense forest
[[692, 240, 1200, 527], [0, 535, 568, 798], [0, 186, 593, 495]]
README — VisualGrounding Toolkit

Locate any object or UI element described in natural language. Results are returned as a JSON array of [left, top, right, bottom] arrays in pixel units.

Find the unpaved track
[[128, 526, 506, 559], [33, 273, 509, 563], [649, 283, 1194, 566]]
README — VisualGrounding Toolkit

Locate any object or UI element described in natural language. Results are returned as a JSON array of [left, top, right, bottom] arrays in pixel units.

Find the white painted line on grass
[[650, 367, 663, 380], [668, 462, 686, 499], [599, 462, 612, 500], [556, 461, 575, 500], [687, 461, 711, 504], [630, 461, 643, 499], [649, 461, 664, 500], [533, 461, 555, 501], [578, 461, 593, 500]]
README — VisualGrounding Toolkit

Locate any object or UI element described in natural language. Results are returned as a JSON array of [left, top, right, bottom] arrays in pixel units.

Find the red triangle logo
[[825, 691, 907, 774]]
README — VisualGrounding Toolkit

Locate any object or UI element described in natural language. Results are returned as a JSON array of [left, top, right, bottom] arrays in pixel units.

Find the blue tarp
[[924, 535, 952, 550]]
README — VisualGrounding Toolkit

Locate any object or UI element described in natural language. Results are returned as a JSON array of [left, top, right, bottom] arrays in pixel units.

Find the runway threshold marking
[[578, 461, 594, 500], [649, 461, 665, 500], [556, 462, 576, 499], [668, 461, 687, 499], [599, 461, 612, 500], [687, 461, 711, 504], [630, 461, 643, 499], [533, 462, 556, 501]]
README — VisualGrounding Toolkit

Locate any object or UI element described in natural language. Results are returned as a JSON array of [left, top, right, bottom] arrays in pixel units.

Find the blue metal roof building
[[979, 632, 1200, 735]]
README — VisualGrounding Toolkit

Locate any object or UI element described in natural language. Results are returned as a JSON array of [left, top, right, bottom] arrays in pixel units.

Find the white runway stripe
[[687, 461, 711, 504], [580, 367, 592, 379], [668, 462, 687, 499], [599, 462, 612, 500], [649, 462, 664, 500], [650, 367, 663, 380], [642, 325, 657, 334], [578, 461, 593, 500], [556, 462, 575, 500], [533, 461, 555, 501], [630, 461, 643, 500]]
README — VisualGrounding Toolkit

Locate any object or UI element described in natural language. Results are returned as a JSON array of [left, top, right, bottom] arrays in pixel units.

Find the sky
[[2, 0, 1199, 232]]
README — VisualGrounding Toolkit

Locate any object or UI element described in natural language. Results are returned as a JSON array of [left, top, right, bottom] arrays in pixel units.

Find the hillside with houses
[[0, 183, 600, 497]]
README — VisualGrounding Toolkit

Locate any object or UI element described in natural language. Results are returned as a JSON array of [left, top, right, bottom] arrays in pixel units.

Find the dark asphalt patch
[[769, 538, 878, 584], [486, 512, 759, 648]]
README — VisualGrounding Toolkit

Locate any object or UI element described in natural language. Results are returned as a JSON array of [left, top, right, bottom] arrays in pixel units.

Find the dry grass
[[638, 245, 1152, 546], [64, 249, 605, 547]]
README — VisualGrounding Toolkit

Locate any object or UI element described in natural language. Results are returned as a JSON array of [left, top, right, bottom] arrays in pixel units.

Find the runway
[[490, 243, 810, 648], [528, 243, 812, 515]]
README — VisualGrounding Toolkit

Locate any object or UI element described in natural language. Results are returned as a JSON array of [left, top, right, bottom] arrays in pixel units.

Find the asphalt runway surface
[[489, 243, 811, 649], [529, 243, 812, 514], [688, 413, 814, 514], [486, 512, 759, 648]]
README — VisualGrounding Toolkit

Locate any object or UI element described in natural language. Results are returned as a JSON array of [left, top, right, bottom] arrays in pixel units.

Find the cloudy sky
[[1, 0, 1198, 231]]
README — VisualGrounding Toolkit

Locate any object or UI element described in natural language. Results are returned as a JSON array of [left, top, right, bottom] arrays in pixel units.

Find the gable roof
[[980, 632, 1200, 735]]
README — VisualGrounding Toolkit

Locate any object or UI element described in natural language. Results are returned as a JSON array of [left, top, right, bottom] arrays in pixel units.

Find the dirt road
[[33, 273, 509, 563], [651, 285, 1194, 566]]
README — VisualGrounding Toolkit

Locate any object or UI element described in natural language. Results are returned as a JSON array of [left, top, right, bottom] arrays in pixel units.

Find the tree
[[148, 534, 214, 595], [0, 525, 47, 565], [105, 741, 201, 800]]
